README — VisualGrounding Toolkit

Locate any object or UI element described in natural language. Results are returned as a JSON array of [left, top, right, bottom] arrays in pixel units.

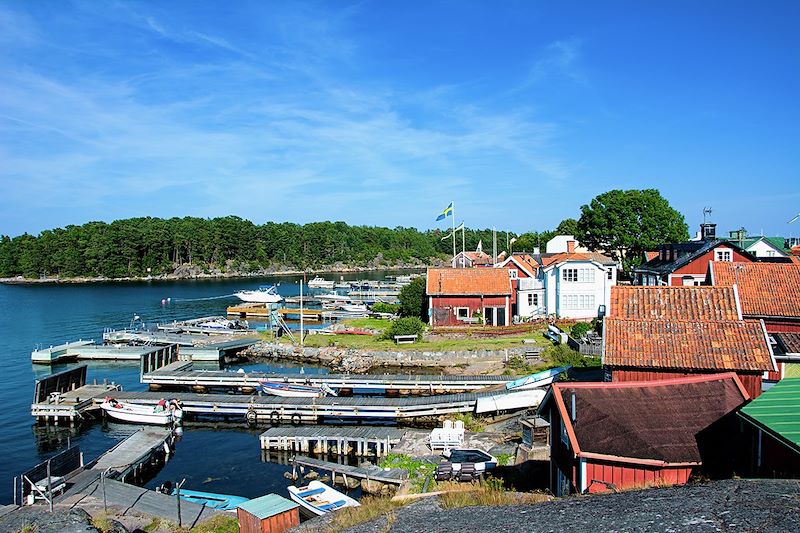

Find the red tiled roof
[[604, 318, 774, 372], [550, 374, 749, 464], [541, 252, 615, 267], [609, 286, 741, 321], [645, 251, 659, 262], [426, 267, 512, 295], [775, 333, 800, 355], [711, 262, 800, 319]]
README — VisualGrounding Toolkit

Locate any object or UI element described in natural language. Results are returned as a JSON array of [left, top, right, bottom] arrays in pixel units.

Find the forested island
[[0, 216, 558, 280]]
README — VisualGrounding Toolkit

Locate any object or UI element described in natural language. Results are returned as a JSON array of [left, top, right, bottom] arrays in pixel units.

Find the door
[[484, 307, 494, 326], [497, 307, 506, 326]]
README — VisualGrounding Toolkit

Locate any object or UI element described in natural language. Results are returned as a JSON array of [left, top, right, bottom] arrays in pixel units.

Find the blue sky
[[1, 1, 798, 238]]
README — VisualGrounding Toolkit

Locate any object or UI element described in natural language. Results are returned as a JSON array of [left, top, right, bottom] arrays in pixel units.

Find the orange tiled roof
[[645, 251, 660, 262], [506, 254, 539, 276], [609, 286, 741, 321], [604, 318, 773, 372], [711, 262, 800, 319], [540, 252, 615, 267], [426, 268, 511, 295]]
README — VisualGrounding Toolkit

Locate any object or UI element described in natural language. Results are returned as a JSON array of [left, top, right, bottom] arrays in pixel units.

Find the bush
[[570, 322, 591, 339], [398, 277, 428, 319], [371, 302, 399, 314], [380, 317, 426, 341], [543, 344, 600, 368]]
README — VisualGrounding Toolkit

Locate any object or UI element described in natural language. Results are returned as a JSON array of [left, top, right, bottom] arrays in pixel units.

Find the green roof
[[738, 236, 788, 252], [739, 378, 800, 454], [237, 493, 298, 519]]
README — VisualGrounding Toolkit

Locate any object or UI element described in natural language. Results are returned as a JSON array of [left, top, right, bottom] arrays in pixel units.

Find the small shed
[[738, 377, 800, 477], [237, 493, 299, 533]]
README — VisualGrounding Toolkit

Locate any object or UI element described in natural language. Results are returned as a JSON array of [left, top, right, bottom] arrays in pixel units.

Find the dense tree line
[[0, 216, 523, 279]]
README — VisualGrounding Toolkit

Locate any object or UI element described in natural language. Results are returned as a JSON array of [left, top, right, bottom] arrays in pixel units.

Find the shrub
[[380, 317, 425, 341], [398, 277, 428, 319], [371, 302, 400, 314], [543, 344, 600, 368], [570, 322, 591, 339]]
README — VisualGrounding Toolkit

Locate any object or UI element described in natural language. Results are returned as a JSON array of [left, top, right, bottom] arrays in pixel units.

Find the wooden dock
[[31, 366, 121, 425], [142, 361, 513, 394], [260, 426, 406, 456], [291, 455, 407, 485], [90, 428, 175, 482]]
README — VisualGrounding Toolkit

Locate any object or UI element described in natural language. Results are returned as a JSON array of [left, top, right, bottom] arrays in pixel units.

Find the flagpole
[[452, 202, 456, 267], [461, 222, 466, 268]]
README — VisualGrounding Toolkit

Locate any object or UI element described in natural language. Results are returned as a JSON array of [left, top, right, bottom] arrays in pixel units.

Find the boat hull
[[288, 480, 359, 517], [234, 291, 283, 304], [101, 401, 181, 425], [260, 381, 325, 398]]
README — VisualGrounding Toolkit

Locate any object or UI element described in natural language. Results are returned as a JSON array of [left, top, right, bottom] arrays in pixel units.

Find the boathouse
[[738, 377, 800, 478], [604, 285, 776, 398], [426, 268, 512, 327], [237, 493, 299, 533], [539, 374, 750, 495]]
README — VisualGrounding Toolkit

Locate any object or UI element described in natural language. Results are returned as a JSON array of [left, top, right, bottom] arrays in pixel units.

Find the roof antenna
[[702, 206, 713, 224]]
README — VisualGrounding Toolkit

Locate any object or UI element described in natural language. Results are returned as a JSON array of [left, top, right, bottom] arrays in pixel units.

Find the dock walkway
[[260, 426, 406, 456], [292, 455, 407, 485], [142, 362, 512, 394], [91, 428, 173, 481]]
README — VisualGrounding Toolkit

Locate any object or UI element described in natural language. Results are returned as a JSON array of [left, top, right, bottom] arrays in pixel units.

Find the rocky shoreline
[[0, 261, 433, 285], [244, 342, 540, 373]]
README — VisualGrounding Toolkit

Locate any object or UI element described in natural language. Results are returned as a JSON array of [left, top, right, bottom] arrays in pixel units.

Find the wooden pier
[[31, 366, 120, 425], [260, 426, 406, 457], [291, 455, 407, 485], [90, 428, 175, 482], [142, 360, 513, 394]]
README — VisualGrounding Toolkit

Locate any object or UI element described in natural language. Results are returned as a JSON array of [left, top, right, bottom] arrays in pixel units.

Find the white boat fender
[[163, 441, 171, 454]]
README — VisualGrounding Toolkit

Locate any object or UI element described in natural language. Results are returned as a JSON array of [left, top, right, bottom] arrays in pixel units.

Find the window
[[455, 307, 470, 320], [577, 269, 595, 283], [533, 294, 539, 306], [563, 269, 578, 282], [527, 294, 533, 306], [607, 268, 613, 280], [509, 269, 518, 280], [562, 294, 595, 310], [715, 248, 733, 262]]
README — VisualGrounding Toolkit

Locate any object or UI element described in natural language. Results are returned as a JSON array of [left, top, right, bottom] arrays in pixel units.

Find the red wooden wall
[[611, 368, 762, 398], [430, 295, 509, 326], [584, 459, 693, 493], [669, 248, 753, 285], [237, 507, 300, 533]]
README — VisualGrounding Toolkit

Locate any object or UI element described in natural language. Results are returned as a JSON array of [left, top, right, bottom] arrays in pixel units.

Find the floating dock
[[291, 455, 407, 485], [30, 365, 121, 424], [142, 360, 513, 394], [260, 426, 406, 457]]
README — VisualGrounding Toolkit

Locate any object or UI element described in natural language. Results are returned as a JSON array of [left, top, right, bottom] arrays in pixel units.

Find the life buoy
[[291, 413, 301, 426], [246, 410, 257, 424]]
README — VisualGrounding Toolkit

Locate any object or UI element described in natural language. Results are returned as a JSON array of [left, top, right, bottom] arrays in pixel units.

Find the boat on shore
[[504, 366, 570, 391], [288, 480, 360, 517], [100, 398, 182, 425], [156, 482, 248, 511], [259, 380, 337, 398], [308, 277, 335, 289], [234, 285, 283, 304]]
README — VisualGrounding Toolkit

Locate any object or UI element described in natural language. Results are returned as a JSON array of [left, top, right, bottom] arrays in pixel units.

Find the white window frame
[[715, 248, 733, 262], [577, 269, 595, 283], [455, 307, 470, 320], [563, 268, 578, 282], [509, 269, 518, 280]]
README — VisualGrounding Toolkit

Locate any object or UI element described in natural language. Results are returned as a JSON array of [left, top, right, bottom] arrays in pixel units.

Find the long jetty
[[142, 360, 513, 394], [260, 426, 406, 457]]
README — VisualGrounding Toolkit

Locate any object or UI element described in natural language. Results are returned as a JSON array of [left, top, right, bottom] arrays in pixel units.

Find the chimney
[[567, 240, 576, 253], [533, 247, 540, 255], [700, 223, 717, 241]]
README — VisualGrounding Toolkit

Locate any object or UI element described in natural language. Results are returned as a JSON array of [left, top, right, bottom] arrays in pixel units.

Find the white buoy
[[161, 299, 166, 305]]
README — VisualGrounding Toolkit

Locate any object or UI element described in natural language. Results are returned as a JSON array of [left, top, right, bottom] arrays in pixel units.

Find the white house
[[540, 253, 618, 319], [545, 235, 589, 254]]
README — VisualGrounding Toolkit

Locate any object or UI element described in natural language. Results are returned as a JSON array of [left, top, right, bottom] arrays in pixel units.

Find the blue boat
[[504, 366, 571, 391], [171, 488, 249, 511]]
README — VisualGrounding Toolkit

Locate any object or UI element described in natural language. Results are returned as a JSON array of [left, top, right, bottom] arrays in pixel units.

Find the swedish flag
[[436, 202, 453, 221]]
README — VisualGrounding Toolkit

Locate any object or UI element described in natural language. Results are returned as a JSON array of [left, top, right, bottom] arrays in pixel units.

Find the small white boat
[[288, 480, 360, 517], [307, 277, 335, 289], [234, 285, 283, 304], [316, 292, 351, 303], [505, 366, 570, 391], [338, 303, 368, 313], [259, 380, 337, 398], [101, 398, 183, 425]]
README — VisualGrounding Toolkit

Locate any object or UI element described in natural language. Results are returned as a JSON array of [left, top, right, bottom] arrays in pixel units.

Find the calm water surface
[[0, 272, 402, 503]]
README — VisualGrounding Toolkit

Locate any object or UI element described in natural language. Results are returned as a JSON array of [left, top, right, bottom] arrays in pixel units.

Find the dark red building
[[539, 374, 750, 495], [426, 267, 512, 327]]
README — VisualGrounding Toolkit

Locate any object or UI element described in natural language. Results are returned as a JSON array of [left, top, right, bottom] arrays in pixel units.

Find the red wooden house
[[539, 374, 750, 495], [633, 224, 754, 286], [426, 267, 512, 327], [604, 285, 775, 397], [709, 261, 800, 333]]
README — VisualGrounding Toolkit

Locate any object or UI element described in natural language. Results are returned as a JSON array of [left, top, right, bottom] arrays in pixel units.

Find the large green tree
[[575, 189, 688, 270], [398, 277, 428, 320]]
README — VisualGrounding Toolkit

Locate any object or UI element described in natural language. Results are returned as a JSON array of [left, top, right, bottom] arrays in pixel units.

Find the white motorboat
[[307, 277, 335, 289], [234, 285, 283, 304], [339, 303, 368, 313], [100, 398, 183, 425], [259, 380, 337, 398], [288, 480, 360, 517], [316, 292, 351, 303]]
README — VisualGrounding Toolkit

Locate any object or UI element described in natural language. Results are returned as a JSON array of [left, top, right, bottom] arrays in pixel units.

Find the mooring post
[[46, 459, 53, 513], [176, 478, 186, 528]]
